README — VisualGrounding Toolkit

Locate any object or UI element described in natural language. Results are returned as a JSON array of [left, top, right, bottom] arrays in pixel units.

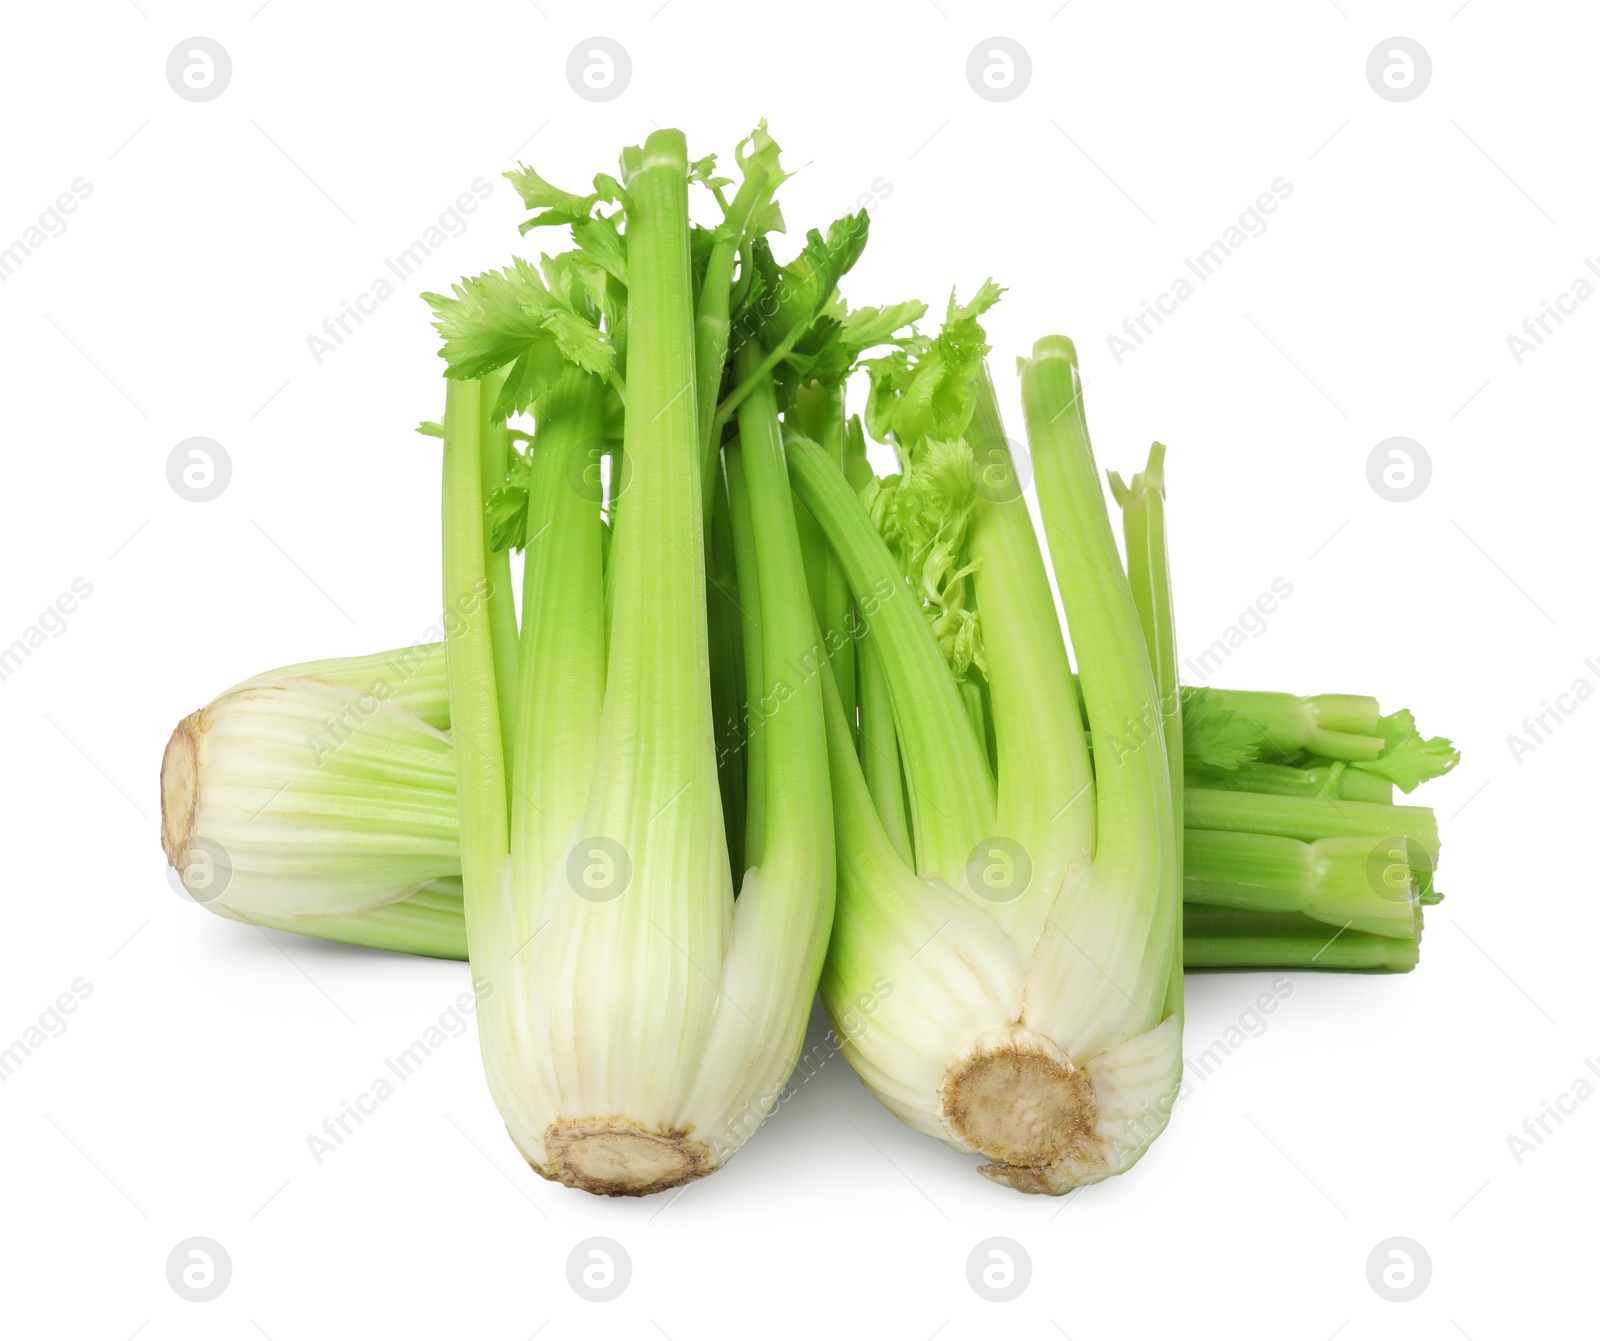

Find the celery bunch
[[158, 121, 1461, 1198]]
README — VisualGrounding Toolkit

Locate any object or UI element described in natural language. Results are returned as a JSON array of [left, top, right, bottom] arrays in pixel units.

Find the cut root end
[[938, 1033, 1097, 1173], [160, 710, 204, 868], [530, 1120, 713, 1197]]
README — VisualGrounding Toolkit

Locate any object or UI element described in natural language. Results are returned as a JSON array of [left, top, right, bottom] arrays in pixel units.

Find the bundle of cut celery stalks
[[161, 122, 1456, 1196]]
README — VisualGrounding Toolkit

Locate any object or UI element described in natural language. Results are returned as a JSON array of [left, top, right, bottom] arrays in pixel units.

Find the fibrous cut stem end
[[160, 709, 204, 868], [529, 1119, 713, 1197], [938, 1033, 1097, 1173]]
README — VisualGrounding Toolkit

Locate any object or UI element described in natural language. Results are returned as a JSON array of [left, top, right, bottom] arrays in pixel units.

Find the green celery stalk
[[706, 464, 749, 875], [792, 379, 857, 713], [1204, 688, 1384, 761], [853, 623, 912, 864], [1109, 441, 1185, 1021], [1191, 760, 1394, 804], [1183, 830, 1420, 938], [1182, 905, 1419, 973], [1185, 786, 1438, 868]]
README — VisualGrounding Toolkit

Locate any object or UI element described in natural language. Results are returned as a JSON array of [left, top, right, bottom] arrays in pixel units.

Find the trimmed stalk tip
[[1029, 333, 1079, 365]]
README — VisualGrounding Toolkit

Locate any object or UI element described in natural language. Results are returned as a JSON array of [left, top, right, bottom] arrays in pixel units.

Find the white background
[[0, 1, 1592, 1337]]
